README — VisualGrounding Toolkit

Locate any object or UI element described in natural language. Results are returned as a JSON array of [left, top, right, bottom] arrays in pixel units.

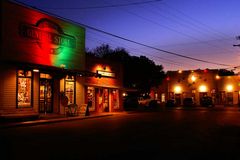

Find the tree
[[218, 69, 235, 76], [93, 44, 113, 57]]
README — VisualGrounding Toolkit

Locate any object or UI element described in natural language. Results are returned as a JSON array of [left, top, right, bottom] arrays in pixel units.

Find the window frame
[[16, 69, 33, 108], [64, 75, 76, 105]]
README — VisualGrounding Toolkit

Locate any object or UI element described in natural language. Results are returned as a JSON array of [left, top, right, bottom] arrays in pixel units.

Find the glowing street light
[[199, 85, 207, 92], [191, 75, 196, 82], [174, 86, 182, 94], [178, 70, 182, 74], [226, 84, 233, 92]]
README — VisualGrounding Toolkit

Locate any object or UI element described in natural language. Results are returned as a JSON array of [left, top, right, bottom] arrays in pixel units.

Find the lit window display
[[65, 76, 75, 105], [17, 70, 32, 107], [87, 87, 95, 111], [103, 89, 109, 112], [111, 89, 119, 109], [174, 86, 182, 94], [199, 85, 207, 92]]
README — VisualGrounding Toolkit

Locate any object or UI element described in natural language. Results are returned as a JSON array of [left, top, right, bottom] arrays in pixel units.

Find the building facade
[[157, 69, 240, 106], [85, 56, 124, 113], [0, 0, 123, 118]]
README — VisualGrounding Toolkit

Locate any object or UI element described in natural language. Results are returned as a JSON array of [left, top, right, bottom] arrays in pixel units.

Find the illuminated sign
[[1, 1, 85, 70], [19, 18, 76, 54], [97, 70, 116, 78]]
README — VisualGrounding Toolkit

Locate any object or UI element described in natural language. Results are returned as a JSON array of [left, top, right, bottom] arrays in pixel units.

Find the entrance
[[39, 79, 53, 113], [96, 88, 109, 112], [175, 94, 181, 105]]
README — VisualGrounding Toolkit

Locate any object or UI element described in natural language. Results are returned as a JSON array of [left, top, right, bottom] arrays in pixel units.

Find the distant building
[[156, 69, 240, 106]]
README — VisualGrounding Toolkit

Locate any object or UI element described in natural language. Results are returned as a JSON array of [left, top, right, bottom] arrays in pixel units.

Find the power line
[[40, 0, 162, 10], [119, 3, 235, 54], [84, 24, 230, 66], [14, 0, 231, 67], [146, 3, 235, 48], [87, 31, 195, 68], [162, 2, 231, 39], [87, 32, 179, 64]]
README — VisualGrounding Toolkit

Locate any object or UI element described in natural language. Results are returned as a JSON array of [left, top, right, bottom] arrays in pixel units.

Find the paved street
[[1, 109, 240, 160]]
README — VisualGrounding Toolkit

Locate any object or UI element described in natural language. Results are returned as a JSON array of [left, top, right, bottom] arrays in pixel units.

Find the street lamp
[[191, 75, 196, 82], [216, 75, 220, 80], [199, 85, 207, 92], [226, 84, 233, 92], [174, 86, 182, 94]]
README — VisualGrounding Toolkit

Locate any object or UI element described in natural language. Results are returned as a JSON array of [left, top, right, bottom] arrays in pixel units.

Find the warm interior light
[[216, 75, 220, 80], [60, 64, 66, 69], [226, 85, 233, 92], [174, 86, 182, 94], [191, 75, 196, 82], [33, 69, 39, 72], [178, 70, 182, 74], [199, 85, 207, 92], [122, 93, 127, 97]]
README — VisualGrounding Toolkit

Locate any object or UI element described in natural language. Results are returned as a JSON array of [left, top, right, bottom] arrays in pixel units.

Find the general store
[[0, 0, 123, 119]]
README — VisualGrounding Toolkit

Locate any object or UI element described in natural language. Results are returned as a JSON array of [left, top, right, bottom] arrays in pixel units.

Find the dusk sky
[[15, 0, 240, 71]]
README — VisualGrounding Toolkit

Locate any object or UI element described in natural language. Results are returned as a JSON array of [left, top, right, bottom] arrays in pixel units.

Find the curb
[[0, 114, 113, 129]]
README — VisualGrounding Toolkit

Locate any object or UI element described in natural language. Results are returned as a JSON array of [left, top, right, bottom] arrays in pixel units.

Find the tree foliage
[[86, 44, 165, 93]]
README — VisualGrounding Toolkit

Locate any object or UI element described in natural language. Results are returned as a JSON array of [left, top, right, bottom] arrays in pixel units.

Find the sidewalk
[[0, 112, 116, 129]]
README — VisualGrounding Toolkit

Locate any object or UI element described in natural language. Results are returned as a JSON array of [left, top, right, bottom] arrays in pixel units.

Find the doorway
[[175, 94, 181, 105], [96, 88, 109, 112], [39, 79, 53, 113]]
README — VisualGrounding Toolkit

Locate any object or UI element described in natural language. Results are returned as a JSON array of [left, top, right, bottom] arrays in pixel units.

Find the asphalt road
[[1, 110, 240, 160]]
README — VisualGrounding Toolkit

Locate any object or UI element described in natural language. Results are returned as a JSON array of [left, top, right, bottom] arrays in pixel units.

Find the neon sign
[[19, 18, 76, 54], [2, 0, 85, 70]]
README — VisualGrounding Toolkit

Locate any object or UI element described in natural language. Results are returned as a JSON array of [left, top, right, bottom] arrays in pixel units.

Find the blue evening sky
[[15, 0, 240, 71]]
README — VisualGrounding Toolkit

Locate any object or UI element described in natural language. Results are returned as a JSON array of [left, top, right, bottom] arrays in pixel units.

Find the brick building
[[156, 69, 240, 106]]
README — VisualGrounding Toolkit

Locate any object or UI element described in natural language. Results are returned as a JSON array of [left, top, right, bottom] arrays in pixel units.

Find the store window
[[103, 89, 109, 112], [17, 70, 32, 108], [87, 87, 95, 111], [161, 93, 165, 102], [111, 89, 119, 109], [65, 75, 75, 105], [226, 92, 233, 105]]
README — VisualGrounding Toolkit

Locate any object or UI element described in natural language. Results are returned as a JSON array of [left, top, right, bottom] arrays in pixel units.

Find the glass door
[[39, 79, 53, 113], [96, 88, 109, 112], [103, 89, 109, 112]]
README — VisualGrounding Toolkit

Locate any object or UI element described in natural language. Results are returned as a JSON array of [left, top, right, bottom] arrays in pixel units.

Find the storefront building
[[0, 0, 86, 117], [157, 69, 240, 106], [85, 56, 123, 113]]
